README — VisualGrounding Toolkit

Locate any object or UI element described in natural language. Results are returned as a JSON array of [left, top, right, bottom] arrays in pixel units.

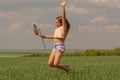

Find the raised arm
[[61, 0, 67, 30]]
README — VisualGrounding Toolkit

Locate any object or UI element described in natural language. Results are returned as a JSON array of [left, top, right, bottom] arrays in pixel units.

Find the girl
[[34, 0, 70, 73]]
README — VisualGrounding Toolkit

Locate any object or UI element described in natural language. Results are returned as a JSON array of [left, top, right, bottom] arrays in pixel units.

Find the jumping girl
[[34, 0, 70, 73]]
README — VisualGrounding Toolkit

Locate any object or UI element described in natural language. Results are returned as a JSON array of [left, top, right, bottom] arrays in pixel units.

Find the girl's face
[[55, 19, 62, 27]]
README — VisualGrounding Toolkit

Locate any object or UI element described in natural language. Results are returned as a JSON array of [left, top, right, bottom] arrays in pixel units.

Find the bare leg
[[48, 51, 55, 67], [53, 51, 70, 72]]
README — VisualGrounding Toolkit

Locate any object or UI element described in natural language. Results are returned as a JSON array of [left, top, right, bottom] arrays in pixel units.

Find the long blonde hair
[[56, 16, 70, 32]]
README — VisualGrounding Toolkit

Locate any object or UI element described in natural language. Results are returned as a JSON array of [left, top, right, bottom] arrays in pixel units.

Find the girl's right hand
[[34, 30, 40, 36], [40, 35, 46, 38], [33, 30, 47, 39]]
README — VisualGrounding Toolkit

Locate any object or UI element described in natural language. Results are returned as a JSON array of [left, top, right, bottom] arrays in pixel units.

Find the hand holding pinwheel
[[33, 23, 46, 49], [33, 24, 41, 36]]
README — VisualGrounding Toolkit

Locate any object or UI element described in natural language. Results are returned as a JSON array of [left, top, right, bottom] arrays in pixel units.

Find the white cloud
[[37, 24, 54, 34], [89, 0, 120, 8], [90, 15, 109, 23], [7, 22, 22, 32], [68, 5, 95, 15], [78, 25, 120, 33], [39, 24, 53, 28], [46, 7, 60, 12], [105, 25, 120, 32], [0, 0, 38, 4], [78, 26, 97, 32], [0, 12, 17, 19], [25, 29, 33, 34], [39, 24, 54, 29], [90, 0, 107, 4], [0, 7, 44, 20]]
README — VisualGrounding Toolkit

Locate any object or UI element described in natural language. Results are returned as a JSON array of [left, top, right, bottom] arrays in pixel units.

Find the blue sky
[[0, 0, 120, 49]]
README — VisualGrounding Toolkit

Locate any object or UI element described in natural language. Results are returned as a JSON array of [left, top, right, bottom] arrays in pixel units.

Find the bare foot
[[65, 65, 70, 73]]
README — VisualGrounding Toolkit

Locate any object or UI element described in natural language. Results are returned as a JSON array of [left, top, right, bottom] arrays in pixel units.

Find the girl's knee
[[48, 63, 54, 67], [53, 63, 59, 67]]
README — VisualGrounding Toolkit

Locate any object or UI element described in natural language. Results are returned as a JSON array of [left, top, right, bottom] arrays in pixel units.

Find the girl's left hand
[[61, 0, 66, 7]]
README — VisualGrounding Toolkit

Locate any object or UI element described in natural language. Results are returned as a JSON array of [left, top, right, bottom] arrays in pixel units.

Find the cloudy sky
[[0, 0, 120, 49]]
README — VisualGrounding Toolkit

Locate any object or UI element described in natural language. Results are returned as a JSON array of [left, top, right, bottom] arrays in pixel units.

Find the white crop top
[[54, 26, 64, 38]]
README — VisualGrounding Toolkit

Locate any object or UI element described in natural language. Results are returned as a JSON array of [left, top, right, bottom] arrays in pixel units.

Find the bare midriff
[[54, 38, 65, 43]]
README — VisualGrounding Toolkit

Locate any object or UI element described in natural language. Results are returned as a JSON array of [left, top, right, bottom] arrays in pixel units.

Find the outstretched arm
[[40, 35, 54, 39], [34, 30, 54, 39], [61, 0, 67, 31]]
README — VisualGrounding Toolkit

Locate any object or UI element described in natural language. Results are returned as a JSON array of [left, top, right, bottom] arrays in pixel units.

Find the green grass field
[[0, 56, 120, 80]]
